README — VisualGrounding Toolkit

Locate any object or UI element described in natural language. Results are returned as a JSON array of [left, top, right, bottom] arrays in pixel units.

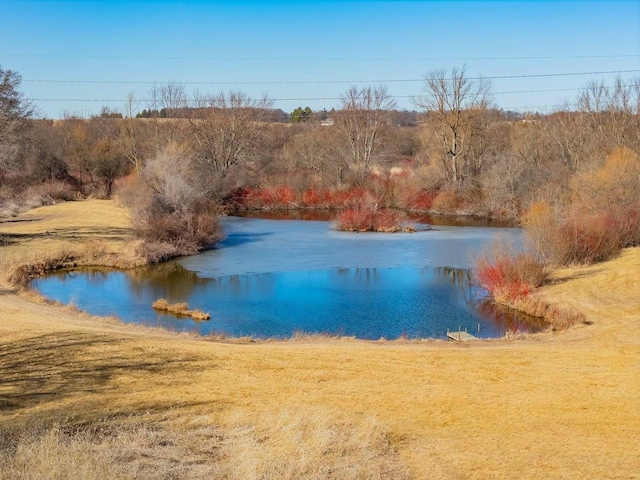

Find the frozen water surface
[[178, 217, 522, 276], [34, 217, 540, 340]]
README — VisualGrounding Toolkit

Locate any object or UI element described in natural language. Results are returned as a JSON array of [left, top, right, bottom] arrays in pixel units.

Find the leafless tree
[[417, 66, 491, 185], [577, 76, 640, 154], [126, 141, 222, 256], [144, 82, 187, 149], [121, 92, 144, 174], [334, 85, 397, 186], [188, 90, 274, 194], [0, 66, 33, 183], [284, 123, 343, 189]]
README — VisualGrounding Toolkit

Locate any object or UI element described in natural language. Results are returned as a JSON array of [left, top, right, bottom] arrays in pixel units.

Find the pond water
[[33, 216, 541, 340]]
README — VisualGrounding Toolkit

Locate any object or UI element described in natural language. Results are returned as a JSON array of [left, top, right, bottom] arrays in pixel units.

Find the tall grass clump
[[0, 420, 225, 480], [121, 142, 223, 262], [218, 409, 411, 480], [0, 412, 410, 480]]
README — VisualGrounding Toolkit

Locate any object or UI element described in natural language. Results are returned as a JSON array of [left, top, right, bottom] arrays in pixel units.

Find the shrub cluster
[[399, 189, 438, 211], [225, 186, 374, 210], [475, 246, 547, 303], [134, 208, 221, 256], [122, 142, 223, 261], [430, 187, 482, 215], [333, 195, 415, 233], [524, 148, 640, 265]]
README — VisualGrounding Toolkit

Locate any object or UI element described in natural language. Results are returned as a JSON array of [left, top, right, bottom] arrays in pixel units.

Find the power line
[[22, 69, 640, 85], [28, 83, 634, 104]]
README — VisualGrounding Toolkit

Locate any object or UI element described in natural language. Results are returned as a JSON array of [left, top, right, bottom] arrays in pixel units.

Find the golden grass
[[1, 199, 639, 479], [152, 298, 211, 320], [494, 292, 587, 330], [0, 411, 408, 480]]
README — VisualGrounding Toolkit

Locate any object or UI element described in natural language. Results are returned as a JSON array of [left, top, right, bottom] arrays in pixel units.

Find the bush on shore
[[523, 148, 640, 266], [474, 244, 547, 304], [121, 142, 223, 262]]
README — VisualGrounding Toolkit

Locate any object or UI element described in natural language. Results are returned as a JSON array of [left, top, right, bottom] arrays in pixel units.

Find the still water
[[33, 216, 540, 339]]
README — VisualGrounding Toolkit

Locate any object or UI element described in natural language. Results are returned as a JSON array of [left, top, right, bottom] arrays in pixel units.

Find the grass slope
[[1, 200, 639, 479]]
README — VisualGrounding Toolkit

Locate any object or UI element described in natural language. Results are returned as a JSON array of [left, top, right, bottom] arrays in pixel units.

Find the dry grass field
[[1, 200, 639, 479]]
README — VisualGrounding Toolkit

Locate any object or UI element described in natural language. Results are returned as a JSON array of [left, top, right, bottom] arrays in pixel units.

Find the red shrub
[[475, 249, 546, 303], [553, 211, 620, 265], [256, 188, 274, 206], [335, 206, 414, 233], [327, 188, 368, 208], [302, 189, 322, 207], [334, 206, 374, 232], [401, 190, 438, 211], [373, 209, 411, 233], [272, 185, 296, 206]]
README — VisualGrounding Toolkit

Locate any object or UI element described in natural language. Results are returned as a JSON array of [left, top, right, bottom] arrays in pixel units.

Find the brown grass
[[152, 298, 211, 321], [498, 294, 587, 331], [0, 410, 408, 480], [217, 409, 410, 479], [1, 200, 639, 479], [0, 419, 224, 480]]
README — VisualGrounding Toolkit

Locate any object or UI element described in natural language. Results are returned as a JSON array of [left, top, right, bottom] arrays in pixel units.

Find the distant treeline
[[2, 64, 640, 263]]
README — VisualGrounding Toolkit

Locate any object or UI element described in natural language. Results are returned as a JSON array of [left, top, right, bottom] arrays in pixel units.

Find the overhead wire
[[27, 83, 634, 104], [21, 69, 640, 86]]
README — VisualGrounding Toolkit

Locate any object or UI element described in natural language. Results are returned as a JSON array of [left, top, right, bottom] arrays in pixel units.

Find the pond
[[33, 216, 542, 340]]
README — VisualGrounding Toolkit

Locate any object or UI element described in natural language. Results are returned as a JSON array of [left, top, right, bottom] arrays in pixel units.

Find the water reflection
[[33, 216, 529, 339], [476, 299, 548, 334], [34, 264, 540, 340]]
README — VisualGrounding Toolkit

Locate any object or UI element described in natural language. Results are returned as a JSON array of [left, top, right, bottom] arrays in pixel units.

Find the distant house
[[320, 118, 335, 127]]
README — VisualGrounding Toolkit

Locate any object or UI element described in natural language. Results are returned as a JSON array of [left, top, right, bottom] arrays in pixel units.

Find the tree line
[[2, 64, 639, 262]]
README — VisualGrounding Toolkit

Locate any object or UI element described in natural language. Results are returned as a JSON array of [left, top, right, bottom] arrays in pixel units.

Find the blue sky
[[1, 0, 639, 118]]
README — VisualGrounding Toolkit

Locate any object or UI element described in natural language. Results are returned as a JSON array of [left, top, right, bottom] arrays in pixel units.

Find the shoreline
[[1, 199, 639, 479]]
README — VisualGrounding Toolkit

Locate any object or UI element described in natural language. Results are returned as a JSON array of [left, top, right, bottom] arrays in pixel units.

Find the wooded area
[[2, 64, 639, 263]]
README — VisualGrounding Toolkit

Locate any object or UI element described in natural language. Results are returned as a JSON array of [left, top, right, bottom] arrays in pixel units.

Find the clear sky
[[1, 0, 639, 118]]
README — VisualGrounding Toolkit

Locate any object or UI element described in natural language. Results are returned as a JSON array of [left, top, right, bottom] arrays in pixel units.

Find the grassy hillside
[[1, 200, 638, 479]]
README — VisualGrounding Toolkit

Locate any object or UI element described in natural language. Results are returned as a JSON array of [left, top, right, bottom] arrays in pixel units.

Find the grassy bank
[[1, 200, 639, 479]]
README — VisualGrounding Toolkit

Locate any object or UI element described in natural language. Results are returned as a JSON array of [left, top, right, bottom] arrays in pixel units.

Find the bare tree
[[417, 66, 491, 185], [144, 82, 187, 150], [577, 76, 640, 154], [334, 85, 396, 185], [188, 90, 274, 193], [284, 123, 343, 189], [0, 66, 33, 183], [122, 91, 143, 174], [140, 141, 199, 214]]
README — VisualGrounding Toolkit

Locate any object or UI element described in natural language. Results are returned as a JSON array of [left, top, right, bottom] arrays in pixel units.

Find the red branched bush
[[334, 206, 375, 232], [373, 209, 412, 233], [223, 186, 298, 209], [301, 189, 322, 207], [330, 188, 368, 208], [400, 189, 438, 211], [272, 185, 296, 206], [475, 247, 546, 303], [334, 195, 415, 233]]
